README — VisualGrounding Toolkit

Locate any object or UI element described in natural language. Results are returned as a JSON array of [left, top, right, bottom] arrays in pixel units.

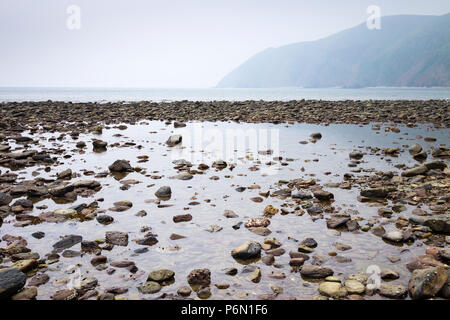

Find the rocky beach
[[0, 99, 449, 300]]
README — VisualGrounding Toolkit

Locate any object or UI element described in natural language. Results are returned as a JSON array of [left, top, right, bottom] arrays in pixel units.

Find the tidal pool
[[1, 120, 448, 300]]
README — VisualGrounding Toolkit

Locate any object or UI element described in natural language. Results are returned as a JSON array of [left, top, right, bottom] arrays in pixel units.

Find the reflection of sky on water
[[2, 121, 448, 299]]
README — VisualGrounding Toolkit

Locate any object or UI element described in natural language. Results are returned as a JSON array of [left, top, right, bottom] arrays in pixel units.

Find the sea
[[0, 87, 449, 102]]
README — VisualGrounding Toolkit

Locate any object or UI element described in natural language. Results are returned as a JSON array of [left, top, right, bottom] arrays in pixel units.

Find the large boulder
[[0, 268, 27, 299], [408, 267, 448, 300], [409, 214, 450, 234]]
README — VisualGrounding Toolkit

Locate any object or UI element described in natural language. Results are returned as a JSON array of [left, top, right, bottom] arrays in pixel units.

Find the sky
[[1, 0, 449, 88]]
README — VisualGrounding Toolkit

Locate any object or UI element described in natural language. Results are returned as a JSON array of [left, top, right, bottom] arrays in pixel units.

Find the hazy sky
[[1, 0, 449, 88]]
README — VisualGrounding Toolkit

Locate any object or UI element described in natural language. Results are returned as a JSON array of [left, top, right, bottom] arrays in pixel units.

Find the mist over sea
[[1, 87, 449, 103]]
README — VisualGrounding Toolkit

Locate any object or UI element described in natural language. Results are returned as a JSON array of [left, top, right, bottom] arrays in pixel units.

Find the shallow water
[[0, 87, 449, 102], [1, 121, 449, 299]]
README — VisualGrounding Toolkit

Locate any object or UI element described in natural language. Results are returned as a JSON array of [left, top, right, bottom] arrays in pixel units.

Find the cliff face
[[217, 14, 450, 88]]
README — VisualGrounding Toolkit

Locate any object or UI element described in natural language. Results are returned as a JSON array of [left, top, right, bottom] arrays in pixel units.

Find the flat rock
[[148, 269, 175, 283], [138, 281, 161, 294], [401, 165, 428, 177], [105, 231, 128, 246], [319, 281, 348, 298], [344, 280, 365, 294], [52, 235, 82, 252], [378, 283, 407, 299], [300, 265, 334, 278]]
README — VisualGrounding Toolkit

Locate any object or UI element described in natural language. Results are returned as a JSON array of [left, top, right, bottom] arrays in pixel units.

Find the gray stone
[[0, 268, 27, 299], [231, 241, 261, 260]]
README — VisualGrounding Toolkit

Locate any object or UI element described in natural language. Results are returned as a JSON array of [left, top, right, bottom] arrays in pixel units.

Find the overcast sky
[[1, 0, 449, 88]]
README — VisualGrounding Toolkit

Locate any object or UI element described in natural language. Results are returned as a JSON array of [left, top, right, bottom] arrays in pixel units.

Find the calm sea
[[0, 87, 449, 102]]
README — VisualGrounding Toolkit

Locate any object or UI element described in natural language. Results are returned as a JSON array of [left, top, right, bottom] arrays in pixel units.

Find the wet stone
[[378, 283, 407, 299], [52, 235, 83, 252], [138, 281, 161, 294], [155, 186, 172, 198], [136, 236, 158, 246], [231, 241, 262, 260], [173, 214, 192, 223], [97, 215, 114, 225], [187, 269, 211, 286], [177, 286, 192, 296], [105, 231, 128, 246], [108, 160, 133, 172], [408, 267, 448, 300], [300, 265, 334, 278], [31, 232, 45, 239], [28, 273, 50, 287], [148, 269, 175, 283], [0, 268, 27, 299]]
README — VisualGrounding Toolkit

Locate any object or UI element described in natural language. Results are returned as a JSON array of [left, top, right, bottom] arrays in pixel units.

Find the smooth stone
[[318, 281, 348, 298], [231, 241, 262, 260], [147, 269, 175, 282], [138, 281, 161, 294], [344, 280, 365, 294], [0, 268, 27, 299], [378, 283, 407, 299], [300, 265, 334, 278], [52, 235, 82, 252]]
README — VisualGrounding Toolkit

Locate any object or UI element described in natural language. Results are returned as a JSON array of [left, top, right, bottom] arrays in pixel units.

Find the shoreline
[[0, 100, 449, 130]]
